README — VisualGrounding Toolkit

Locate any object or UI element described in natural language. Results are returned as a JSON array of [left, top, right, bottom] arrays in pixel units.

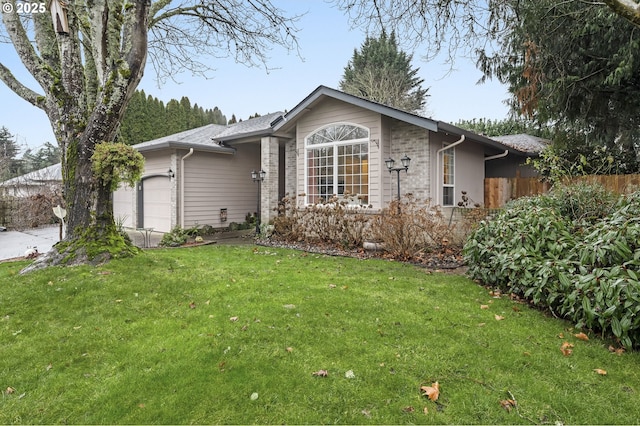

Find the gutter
[[180, 148, 194, 228], [484, 150, 509, 161], [435, 135, 465, 206]]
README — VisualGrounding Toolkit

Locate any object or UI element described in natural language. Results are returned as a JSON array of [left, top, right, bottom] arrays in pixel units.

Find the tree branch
[[0, 61, 44, 108], [602, 0, 640, 27]]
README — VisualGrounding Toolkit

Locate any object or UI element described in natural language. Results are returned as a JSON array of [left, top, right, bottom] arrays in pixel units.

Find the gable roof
[[134, 123, 234, 153], [271, 85, 538, 156], [0, 163, 62, 186]]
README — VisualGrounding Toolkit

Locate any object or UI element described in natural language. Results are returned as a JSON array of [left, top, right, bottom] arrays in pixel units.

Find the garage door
[[142, 176, 171, 232]]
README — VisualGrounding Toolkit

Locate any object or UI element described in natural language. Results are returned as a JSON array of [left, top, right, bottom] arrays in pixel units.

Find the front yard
[[1, 244, 639, 424]]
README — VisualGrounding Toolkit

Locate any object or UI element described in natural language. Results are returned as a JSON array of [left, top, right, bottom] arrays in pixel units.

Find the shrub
[[464, 183, 640, 349], [271, 194, 372, 249], [369, 195, 454, 260], [159, 226, 189, 247]]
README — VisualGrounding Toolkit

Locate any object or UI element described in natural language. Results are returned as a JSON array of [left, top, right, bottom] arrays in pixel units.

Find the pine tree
[[340, 31, 429, 114]]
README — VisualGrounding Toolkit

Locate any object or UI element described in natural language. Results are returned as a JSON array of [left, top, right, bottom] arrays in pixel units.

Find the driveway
[[0, 225, 61, 261]]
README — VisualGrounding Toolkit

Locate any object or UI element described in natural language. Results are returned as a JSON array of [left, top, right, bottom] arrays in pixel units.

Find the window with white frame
[[442, 144, 455, 206], [305, 123, 369, 205]]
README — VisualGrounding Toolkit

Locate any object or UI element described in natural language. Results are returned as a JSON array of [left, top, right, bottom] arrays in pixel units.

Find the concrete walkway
[[0, 225, 62, 261]]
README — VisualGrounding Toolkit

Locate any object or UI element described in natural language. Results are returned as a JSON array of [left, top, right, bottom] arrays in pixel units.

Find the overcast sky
[[0, 0, 510, 154]]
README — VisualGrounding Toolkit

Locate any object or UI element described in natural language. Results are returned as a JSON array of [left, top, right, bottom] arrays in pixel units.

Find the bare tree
[[331, 0, 640, 61], [0, 0, 300, 269]]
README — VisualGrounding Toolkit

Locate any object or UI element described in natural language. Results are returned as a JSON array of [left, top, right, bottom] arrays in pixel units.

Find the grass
[[1, 244, 639, 424]]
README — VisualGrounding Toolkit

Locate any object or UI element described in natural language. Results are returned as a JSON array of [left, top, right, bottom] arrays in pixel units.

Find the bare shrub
[[272, 194, 372, 249], [10, 189, 63, 230], [370, 195, 454, 260]]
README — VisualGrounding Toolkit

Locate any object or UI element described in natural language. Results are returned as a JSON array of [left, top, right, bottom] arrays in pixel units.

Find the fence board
[[484, 174, 640, 209]]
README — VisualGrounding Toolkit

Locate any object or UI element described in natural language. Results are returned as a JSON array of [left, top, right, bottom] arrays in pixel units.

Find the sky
[[0, 1, 510, 154]]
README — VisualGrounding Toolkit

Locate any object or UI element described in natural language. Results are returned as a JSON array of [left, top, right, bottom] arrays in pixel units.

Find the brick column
[[260, 136, 279, 225]]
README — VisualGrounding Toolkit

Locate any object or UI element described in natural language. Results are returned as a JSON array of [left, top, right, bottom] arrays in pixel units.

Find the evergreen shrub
[[464, 183, 640, 349]]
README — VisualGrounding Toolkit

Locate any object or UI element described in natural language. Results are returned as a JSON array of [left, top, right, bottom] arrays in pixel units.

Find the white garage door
[[143, 176, 171, 232]]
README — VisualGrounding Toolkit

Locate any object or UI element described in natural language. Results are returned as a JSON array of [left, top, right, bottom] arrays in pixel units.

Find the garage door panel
[[143, 177, 171, 232]]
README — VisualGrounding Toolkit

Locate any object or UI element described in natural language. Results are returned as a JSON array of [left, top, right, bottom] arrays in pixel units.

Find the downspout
[[180, 148, 194, 228], [435, 135, 465, 205], [484, 150, 509, 162]]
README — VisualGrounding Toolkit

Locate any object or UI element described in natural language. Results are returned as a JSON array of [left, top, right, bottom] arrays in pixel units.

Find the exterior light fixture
[[386, 154, 411, 212], [168, 168, 175, 179]]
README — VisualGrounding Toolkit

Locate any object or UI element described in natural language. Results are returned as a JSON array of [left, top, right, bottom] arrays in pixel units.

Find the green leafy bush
[[464, 183, 640, 349], [159, 226, 189, 247]]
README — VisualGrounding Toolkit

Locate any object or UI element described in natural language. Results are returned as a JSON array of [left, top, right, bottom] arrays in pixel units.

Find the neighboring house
[[114, 85, 543, 232], [0, 163, 62, 197]]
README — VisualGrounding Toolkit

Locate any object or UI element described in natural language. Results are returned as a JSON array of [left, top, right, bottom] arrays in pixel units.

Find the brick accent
[[261, 136, 279, 224], [389, 120, 430, 201]]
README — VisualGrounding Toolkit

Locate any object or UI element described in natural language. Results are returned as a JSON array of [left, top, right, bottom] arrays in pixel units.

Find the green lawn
[[1, 245, 639, 424]]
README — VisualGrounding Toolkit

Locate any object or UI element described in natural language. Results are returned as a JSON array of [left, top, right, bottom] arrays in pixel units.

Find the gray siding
[[182, 144, 260, 228], [295, 97, 383, 209]]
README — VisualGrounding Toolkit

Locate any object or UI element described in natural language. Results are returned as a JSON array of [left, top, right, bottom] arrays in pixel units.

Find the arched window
[[305, 123, 369, 205]]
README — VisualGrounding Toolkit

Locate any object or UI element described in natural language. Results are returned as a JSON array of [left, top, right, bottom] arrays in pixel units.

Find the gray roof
[[491, 134, 549, 154], [134, 123, 234, 153], [1, 163, 62, 186], [273, 85, 538, 156], [213, 112, 284, 142]]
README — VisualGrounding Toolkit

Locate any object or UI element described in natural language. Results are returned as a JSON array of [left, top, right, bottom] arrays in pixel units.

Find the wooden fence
[[484, 174, 640, 209]]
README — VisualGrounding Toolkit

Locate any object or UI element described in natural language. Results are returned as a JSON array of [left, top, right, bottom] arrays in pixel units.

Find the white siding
[[113, 184, 135, 228]]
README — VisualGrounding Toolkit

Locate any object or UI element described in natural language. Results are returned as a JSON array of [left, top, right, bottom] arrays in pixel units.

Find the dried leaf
[[286, 347, 293, 353], [46, 363, 53, 371], [561, 341, 574, 356], [229, 316, 239, 322], [480, 305, 490, 310], [250, 392, 259, 400], [593, 368, 607, 375], [423, 406, 429, 415], [420, 381, 440, 401], [345, 370, 355, 379], [5, 386, 15, 395], [500, 399, 517, 412], [575, 332, 589, 341], [608, 345, 625, 355], [402, 406, 415, 413], [494, 314, 505, 321], [312, 369, 328, 377], [189, 302, 196, 309]]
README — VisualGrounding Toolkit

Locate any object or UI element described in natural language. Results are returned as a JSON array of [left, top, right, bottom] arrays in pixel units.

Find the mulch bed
[[257, 237, 467, 274]]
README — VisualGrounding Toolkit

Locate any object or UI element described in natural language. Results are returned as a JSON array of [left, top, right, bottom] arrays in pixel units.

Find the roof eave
[[135, 140, 236, 154]]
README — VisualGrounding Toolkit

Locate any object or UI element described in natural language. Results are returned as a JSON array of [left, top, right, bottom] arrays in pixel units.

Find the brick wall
[[388, 120, 431, 201]]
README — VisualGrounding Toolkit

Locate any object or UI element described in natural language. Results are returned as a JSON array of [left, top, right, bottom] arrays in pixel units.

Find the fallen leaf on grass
[[575, 332, 589, 341], [494, 314, 505, 321], [420, 382, 440, 401], [561, 341, 574, 356], [46, 363, 53, 371], [229, 316, 239, 322], [189, 302, 196, 309], [5, 386, 15, 395], [593, 368, 607, 375], [402, 406, 415, 413], [345, 370, 355, 379], [250, 392, 259, 400], [608, 345, 625, 355], [500, 399, 517, 412], [480, 305, 489, 310], [423, 406, 429, 415], [312, 369, 328, 377], [286, 347, 293, 353]]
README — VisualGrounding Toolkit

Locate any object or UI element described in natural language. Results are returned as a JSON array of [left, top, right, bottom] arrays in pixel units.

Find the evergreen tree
[[0, 126, 20, 180], [22, 142, 61, 173], [228, 114, 238, 124], [340, 31, 429, 114]]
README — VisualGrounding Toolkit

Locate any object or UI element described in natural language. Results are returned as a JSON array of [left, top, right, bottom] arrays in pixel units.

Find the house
[[111, 85, 543, 233], [0, 163, 62, 197]]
